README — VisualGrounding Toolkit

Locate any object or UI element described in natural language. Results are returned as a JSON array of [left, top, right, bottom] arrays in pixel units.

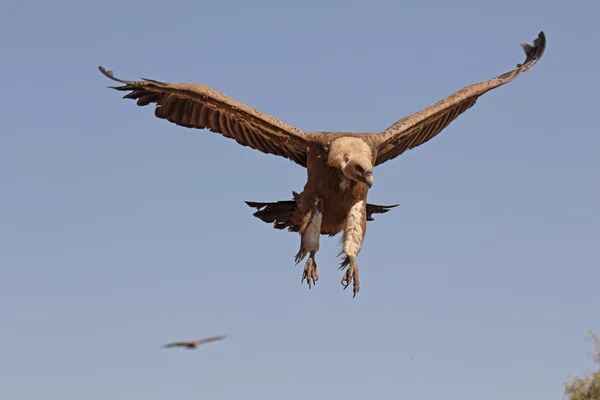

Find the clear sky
[[1, 0, 598, 399]]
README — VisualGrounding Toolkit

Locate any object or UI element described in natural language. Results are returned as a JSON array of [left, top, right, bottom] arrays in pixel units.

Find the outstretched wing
[[98, 67, 314, 167], [195, 335, 228, 345], [364, 31, 546, 166], [162, 341, 189, 348]]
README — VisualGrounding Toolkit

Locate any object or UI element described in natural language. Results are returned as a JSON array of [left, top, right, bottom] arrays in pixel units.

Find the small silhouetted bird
[[162, 335, 227, 349]]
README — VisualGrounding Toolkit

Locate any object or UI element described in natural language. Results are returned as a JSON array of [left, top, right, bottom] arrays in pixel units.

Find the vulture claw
[[341, 262, 360, 298], [301, 257, 319, 289]]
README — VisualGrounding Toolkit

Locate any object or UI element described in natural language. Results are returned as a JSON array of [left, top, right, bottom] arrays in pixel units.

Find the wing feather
[[196, 335, 228, 345], [98, 67, 313, 167], [162, 341, 188, 348], [365, 31, 547, 166]]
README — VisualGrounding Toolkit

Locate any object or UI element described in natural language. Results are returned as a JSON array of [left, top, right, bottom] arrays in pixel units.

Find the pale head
[[327, 137, 374, 188]]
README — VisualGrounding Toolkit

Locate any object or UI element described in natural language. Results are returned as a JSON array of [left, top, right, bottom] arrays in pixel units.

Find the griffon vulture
[[162, 335, 227, 350], [99, 31, 546, 297]]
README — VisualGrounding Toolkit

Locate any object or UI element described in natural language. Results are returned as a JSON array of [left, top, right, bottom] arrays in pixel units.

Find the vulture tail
[[244, 199, 300, 232], [244, 197, 399, 232]]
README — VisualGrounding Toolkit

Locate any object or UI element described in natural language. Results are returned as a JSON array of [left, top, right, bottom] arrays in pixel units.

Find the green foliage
[[565, 331, 600, 400]]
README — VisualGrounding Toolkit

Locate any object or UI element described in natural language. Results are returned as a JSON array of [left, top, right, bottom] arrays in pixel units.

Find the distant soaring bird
[[99, 31, 546, 297], [162, 335, 227, 350]]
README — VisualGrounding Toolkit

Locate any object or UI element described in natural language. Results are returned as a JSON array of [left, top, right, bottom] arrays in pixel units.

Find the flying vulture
[[99, 31, 546, 297], [162, 335, 227, 350]]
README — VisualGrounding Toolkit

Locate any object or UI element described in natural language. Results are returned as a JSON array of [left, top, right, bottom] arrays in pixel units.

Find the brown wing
[[363, 31, 546, 166], [194, 335, 228, 346], [162, 341, 191, 348], [98, 67, 314, 167]]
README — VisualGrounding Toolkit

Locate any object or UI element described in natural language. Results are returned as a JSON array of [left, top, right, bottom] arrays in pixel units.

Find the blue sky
[[1, 0, 598, 399]]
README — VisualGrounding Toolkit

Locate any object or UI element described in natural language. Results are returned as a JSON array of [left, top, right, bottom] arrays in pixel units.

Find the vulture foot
[[340, 260, 360, 298], [301, 255, 319, 289], [294, 194, 323, 291]]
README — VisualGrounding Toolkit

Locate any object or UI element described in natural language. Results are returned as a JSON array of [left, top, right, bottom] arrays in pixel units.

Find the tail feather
[[365, 203, 400, 221], [245, 197, 399, 232], [244, 199, 299, 232]]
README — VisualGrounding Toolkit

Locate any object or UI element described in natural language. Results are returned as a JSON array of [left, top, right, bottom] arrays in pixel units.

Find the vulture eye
[[355, 165, 364, 174]]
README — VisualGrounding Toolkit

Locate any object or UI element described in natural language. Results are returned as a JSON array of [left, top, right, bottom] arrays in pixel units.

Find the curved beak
[[365, 174, 374, 188]]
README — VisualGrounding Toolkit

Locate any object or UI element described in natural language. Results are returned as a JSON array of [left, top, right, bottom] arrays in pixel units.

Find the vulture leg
[[338, 200, 367, 298], [294, 194, 324, 289]]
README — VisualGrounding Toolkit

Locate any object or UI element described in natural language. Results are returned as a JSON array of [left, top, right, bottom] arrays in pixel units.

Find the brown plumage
[[99, 31, 546, 297], [162, 335, 227, 349]]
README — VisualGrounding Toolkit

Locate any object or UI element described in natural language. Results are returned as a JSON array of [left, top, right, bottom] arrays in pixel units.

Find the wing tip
[[98, 65, 168, 93], [516, 31, 547, 68], [98, 65, 130, 84]]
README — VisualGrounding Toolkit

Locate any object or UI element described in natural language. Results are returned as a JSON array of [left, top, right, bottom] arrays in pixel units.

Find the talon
[[301, 257, 318, 289], [341, 272, 350, 290], [340, 261, 360, 297]]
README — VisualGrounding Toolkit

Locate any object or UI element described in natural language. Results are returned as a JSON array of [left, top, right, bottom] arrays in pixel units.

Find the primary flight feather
[[99, 31, 546, 297]]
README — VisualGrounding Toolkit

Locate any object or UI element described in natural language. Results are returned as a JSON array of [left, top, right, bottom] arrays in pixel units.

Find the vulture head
[[327, 137, 375, 188]]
